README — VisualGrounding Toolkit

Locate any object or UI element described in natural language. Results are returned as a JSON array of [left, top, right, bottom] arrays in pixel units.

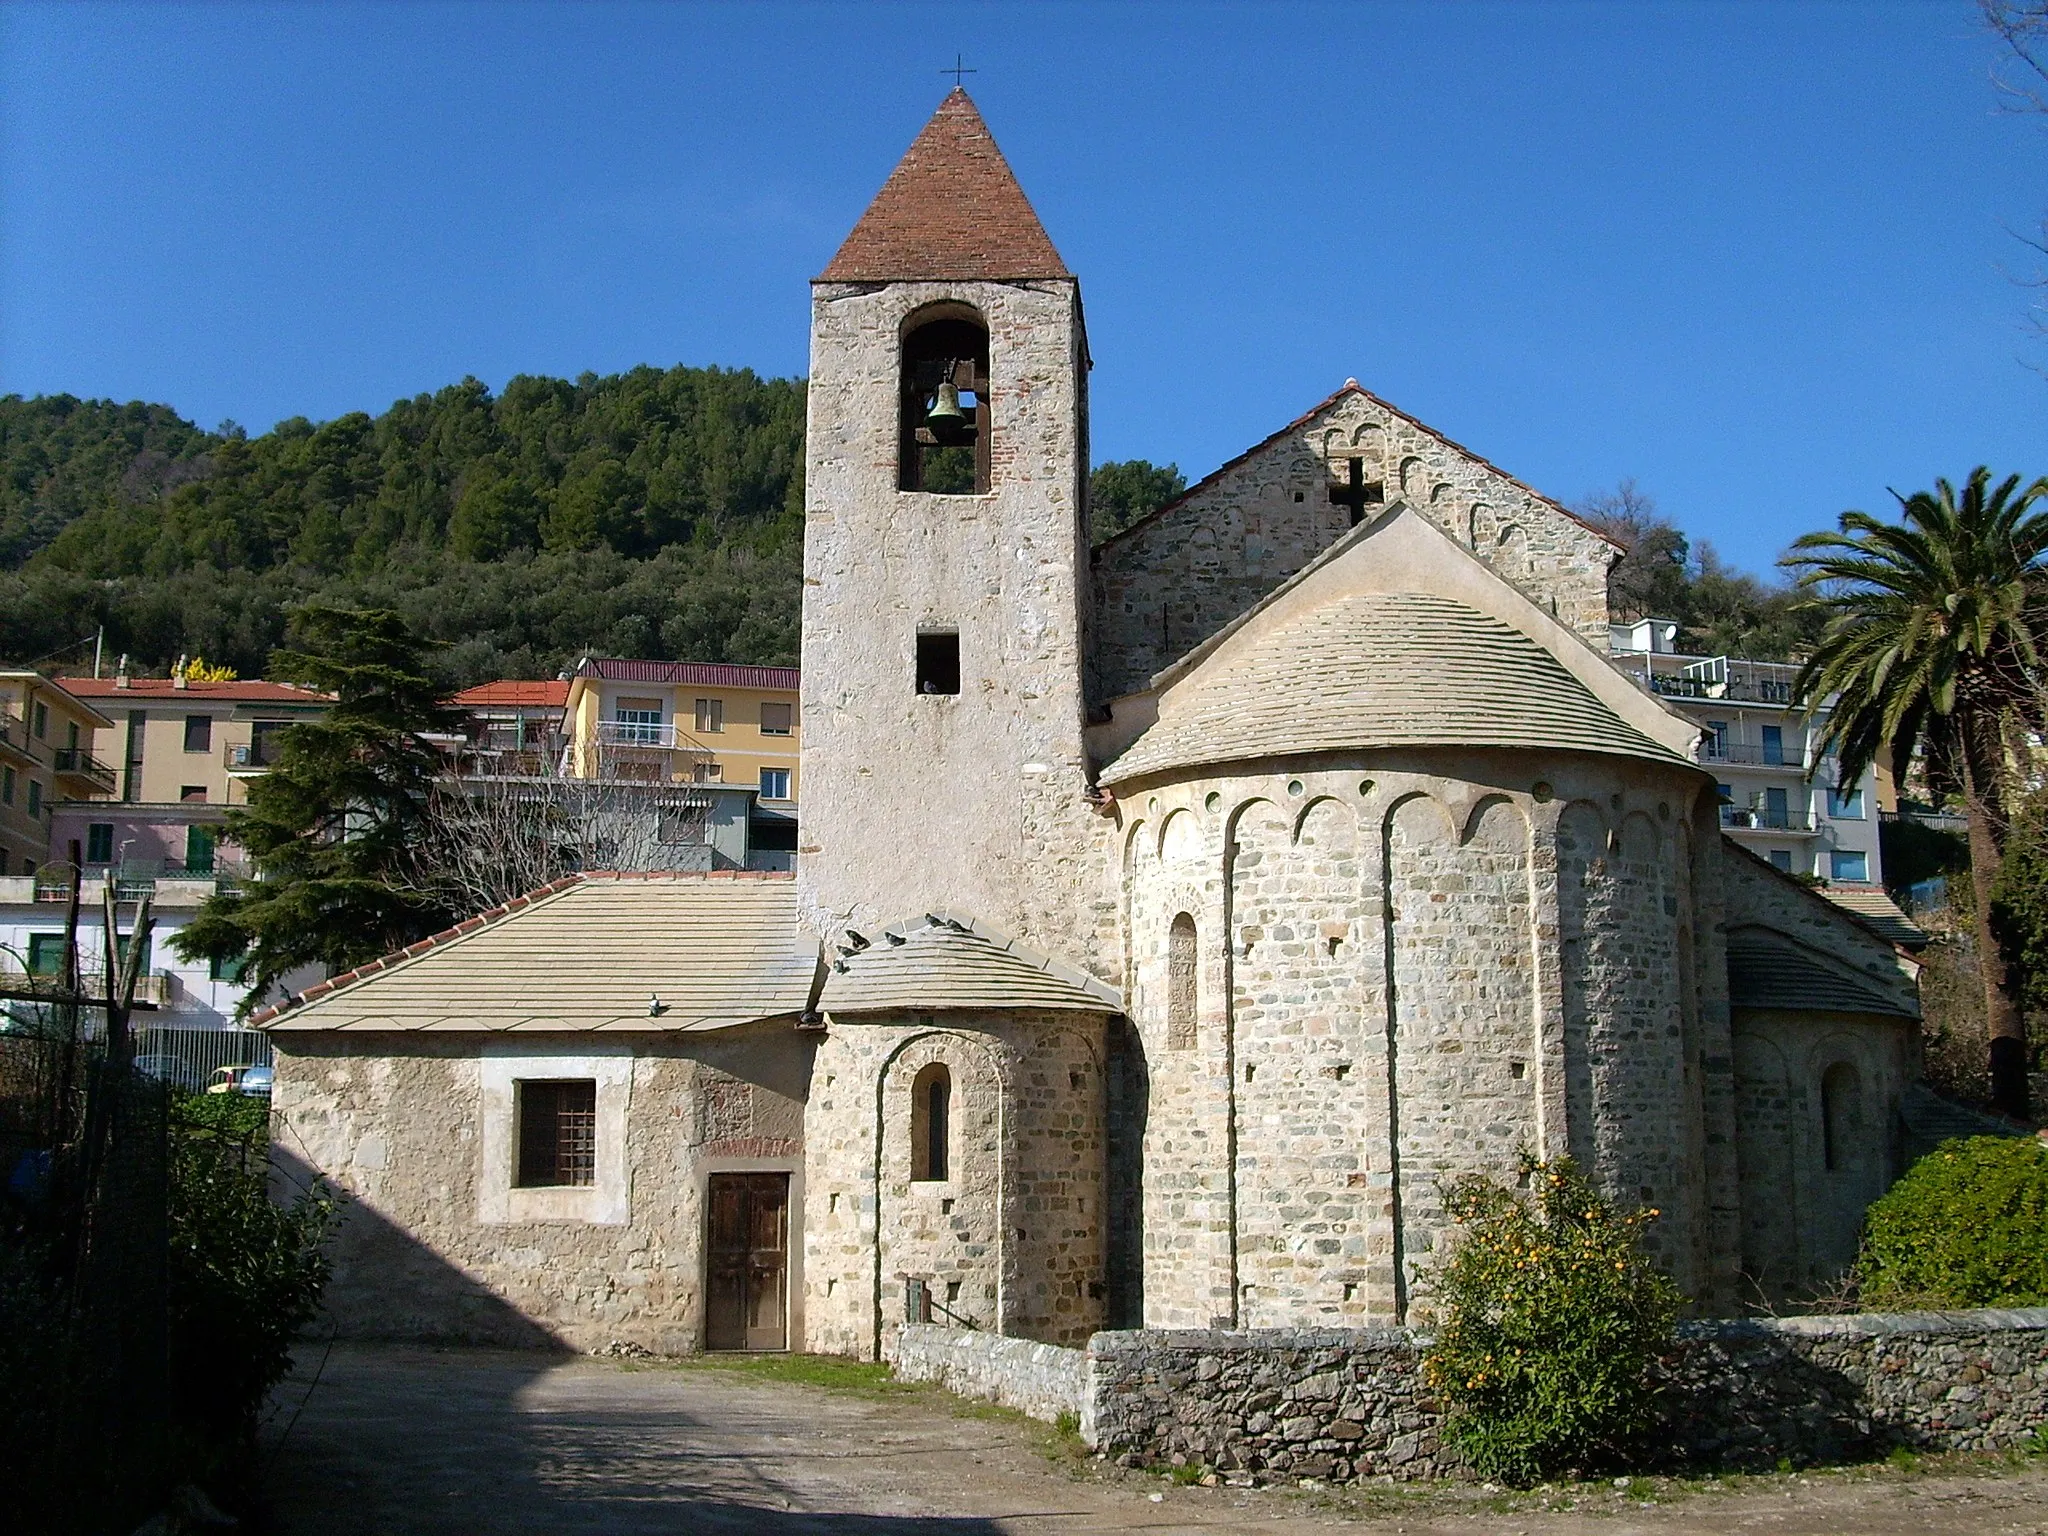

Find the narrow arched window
[[1167, 913, 1198, 1050], [900, 309, 990, 495], [911, 1062, 951, 1181], [1821, 1061, 1861, 1172]]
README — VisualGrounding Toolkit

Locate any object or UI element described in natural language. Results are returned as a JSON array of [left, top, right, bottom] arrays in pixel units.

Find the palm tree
[[1787, 467, 2048, 1120]]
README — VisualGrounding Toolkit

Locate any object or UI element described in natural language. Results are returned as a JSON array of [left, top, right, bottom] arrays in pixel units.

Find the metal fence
[[0, 1032, 171, 1536], [132, 1026, 271, 1094]]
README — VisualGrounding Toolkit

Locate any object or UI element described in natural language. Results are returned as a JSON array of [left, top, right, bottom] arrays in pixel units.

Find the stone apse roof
[[818, 88, 1070, 283], [820, 912, 1122, 1015], [256, 872, 819, 1033], [1726, 925, 1920, 1018], [1104, 590, 1691, 785]]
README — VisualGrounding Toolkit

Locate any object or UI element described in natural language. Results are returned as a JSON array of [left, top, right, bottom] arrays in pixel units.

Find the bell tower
[[798, 90, 1095, 959]]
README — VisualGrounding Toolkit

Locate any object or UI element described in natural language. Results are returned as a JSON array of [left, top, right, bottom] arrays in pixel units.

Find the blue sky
[[2, 1, 2042, 574]]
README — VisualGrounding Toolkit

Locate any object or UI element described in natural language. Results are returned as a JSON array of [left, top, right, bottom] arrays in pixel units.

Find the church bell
[[924, 379, 969, 441]]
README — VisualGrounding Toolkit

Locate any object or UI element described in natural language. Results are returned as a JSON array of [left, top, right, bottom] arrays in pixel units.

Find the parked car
[[205, 1064, 273, 1098], [134, 1053, 202, 1092]]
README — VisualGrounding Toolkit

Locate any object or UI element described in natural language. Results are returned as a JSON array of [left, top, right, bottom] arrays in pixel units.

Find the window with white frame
[[759, 768, 790, 800], [1826, 782, 1865, 819], [613, 698, 663, 745], [1829, 850, 1869, 882]]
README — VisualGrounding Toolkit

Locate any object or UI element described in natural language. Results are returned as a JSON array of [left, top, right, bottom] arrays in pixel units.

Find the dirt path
[[258, 1343, 2047, 1535]]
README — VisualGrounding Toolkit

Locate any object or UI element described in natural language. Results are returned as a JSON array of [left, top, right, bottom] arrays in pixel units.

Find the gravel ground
[[256, 1343, 2048, 1535]]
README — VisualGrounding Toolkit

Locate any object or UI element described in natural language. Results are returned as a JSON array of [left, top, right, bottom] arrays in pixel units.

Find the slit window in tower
[[916, 631, 961, 696], [899, 309, 991, 494]]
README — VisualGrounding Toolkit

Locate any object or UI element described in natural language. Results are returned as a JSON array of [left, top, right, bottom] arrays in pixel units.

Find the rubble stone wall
[[892, 1323, 1089, 1424], [1077, 1308, 2048, 1478], [1089, 388, 1617, 705]]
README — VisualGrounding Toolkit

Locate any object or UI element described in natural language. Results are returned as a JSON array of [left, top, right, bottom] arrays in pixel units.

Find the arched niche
[[899, 305, 991, 494]]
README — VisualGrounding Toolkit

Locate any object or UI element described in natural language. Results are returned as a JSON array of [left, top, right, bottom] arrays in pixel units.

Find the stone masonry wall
[[1090, 387, 1616, 704], [800, 278, 1111, 977], [272, 1026, 812, 1354], [801, 1010, 1107, 1359], [1081, 1309, 2048, 1478], [892, 1323, 1089, 1424], [1118, 750, 1722, 1331]]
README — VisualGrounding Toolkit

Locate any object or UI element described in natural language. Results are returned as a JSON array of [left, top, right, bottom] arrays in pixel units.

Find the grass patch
[[666, 1351, 919, 1397]]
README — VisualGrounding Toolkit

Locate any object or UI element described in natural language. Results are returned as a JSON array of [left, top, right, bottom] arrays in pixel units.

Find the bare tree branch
[[393, 745, 715, 918]]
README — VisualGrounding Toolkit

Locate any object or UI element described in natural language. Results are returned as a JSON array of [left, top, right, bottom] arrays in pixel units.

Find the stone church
[[264, 91, 1922, 1358]]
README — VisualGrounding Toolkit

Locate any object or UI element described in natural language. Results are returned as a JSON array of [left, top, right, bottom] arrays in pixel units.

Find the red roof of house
[[577, 658, 799, 691], [56, 677, 332, 705], [819, 89, 1069, 283], [450, 679, 570, 709]]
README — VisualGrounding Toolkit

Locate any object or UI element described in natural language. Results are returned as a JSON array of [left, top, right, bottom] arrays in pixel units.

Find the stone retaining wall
[[891, 1324, 1088, 1425], [899, 1308, 2048, 1480], [1084, 1310, 2048, 1478], [1665, 1307, 2048, 1467]]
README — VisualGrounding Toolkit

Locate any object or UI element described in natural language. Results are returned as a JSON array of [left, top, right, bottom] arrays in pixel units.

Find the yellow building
[[564, 659, 799, 806], [0, 669, 117, 876]]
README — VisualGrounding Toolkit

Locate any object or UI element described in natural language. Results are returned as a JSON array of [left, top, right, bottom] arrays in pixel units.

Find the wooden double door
[[706, 1173, 789, 1351]]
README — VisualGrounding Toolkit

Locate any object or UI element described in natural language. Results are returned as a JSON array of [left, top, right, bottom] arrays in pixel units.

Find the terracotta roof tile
[[819, 89, 1069, 283], [56, 678, 332, 704]]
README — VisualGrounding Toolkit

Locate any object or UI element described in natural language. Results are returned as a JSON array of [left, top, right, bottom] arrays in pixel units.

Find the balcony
[[1699, 736, 1807, 770], [51, 746, 117, 796], [584, 721, 715, 783], [1720, 805, 1819, 835]]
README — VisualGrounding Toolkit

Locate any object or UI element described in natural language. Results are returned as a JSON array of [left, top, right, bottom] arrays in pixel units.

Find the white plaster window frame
[[479, 1043, 632, 1226]]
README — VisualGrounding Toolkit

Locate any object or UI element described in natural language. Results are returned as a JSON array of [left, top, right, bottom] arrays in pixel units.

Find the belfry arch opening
[[900, 307, 991, 495]]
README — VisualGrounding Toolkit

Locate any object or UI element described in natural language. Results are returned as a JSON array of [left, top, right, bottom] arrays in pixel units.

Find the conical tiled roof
[[819, 89, 1070, 282], [1101, 591, 1695, 786]]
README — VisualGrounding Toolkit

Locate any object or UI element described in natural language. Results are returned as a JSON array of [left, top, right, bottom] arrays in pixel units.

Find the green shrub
[[1421, 1155, 1680, 1487], [167, 1091, 338, 1443], [1856, 1136, 2048, 1308]]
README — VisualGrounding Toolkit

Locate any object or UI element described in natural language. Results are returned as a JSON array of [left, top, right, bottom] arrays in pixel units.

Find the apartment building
[[0, 669, 117, 876], [564, 658, 800, 867], [1609, 619, 1882, 885], [49, 675, 331, 883], [446, 679, 572, 777]]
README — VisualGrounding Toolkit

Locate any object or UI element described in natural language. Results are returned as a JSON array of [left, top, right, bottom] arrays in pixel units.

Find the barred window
[[516, 1079, 597, 1187]]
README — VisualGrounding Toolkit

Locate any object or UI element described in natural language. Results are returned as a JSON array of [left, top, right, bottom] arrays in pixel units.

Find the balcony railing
[[593, 720, 711, 752], [51, 746, 117, 793], [1720, 805, 1818, 834], [1700, 737, 1806, 769]]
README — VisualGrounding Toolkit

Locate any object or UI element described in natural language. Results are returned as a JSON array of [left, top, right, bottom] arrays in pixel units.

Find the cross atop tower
[[941, 54, 976, 88]]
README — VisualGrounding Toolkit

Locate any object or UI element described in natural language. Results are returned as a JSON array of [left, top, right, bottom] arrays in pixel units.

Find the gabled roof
[[819, 89, 1070, 283], [820, 911, 1121, 1015], [1092, 381, 1619, 556], [575, 657, 799, 691], [452, 679, 569, 709], [1818, 884, 1929, 950], [256, 872, 819, 1033], [1726, 924, 1919, 1018], [57, 677, 331, 706], [1100, 504, 1696, 787]]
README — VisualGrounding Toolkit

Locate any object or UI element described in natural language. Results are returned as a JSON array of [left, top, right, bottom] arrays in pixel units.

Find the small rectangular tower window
[[916, 631, 961, 695], [516, 1079, 598, 1187]]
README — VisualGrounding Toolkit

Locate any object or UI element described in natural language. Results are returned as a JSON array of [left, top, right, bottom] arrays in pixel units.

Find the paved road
[[259, 1343, 2048, 1535]]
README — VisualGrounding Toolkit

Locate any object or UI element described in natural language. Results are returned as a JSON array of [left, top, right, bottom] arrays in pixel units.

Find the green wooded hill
[[0, 369, 808, 684], [2, 371, 1810, 686]]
